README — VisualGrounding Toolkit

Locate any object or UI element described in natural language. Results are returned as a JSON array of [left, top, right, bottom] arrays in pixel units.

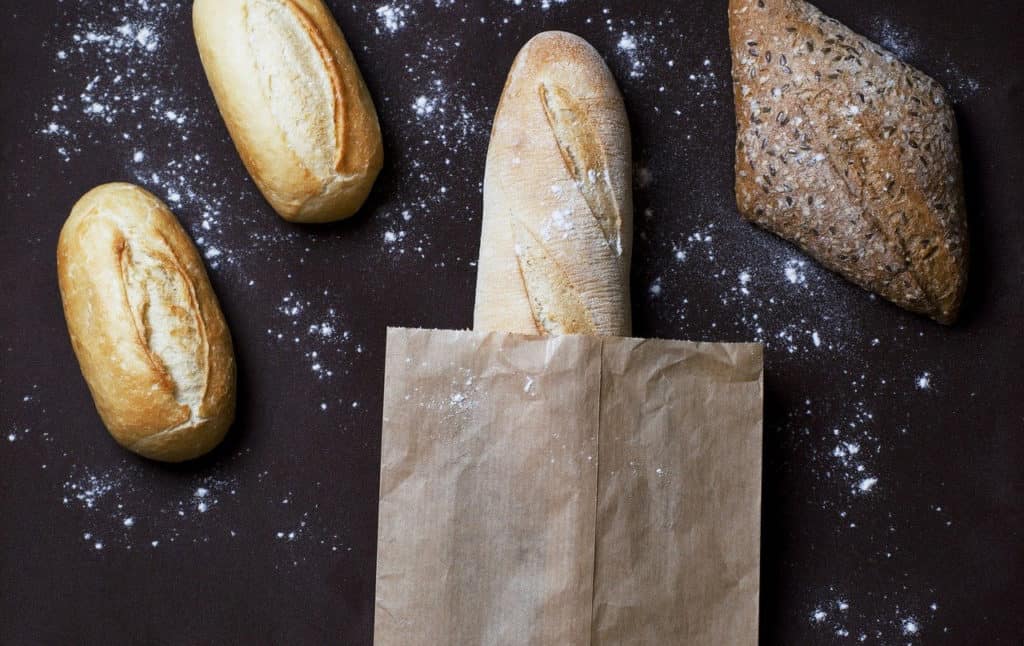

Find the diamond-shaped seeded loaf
[[728, 0, 968, 324]]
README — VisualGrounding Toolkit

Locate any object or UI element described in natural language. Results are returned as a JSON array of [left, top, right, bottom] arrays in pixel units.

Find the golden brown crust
[[474, 31, 633, 337], [728, 0, 968, 324], [193, 0, 383, 223], [57, 183, 236, 462]]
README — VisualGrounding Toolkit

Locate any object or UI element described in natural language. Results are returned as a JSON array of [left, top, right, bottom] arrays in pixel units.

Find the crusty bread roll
[[58, 183, 236, 462], [474, 31, 633, 336], [193, 0, 383, 223], [729, 0, 968, 324]]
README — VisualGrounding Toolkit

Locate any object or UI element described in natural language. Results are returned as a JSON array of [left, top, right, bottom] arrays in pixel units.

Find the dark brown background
[[1, 0, 1021, 644]]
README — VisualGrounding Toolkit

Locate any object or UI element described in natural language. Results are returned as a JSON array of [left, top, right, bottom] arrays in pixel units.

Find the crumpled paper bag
[[375, 328, 763, 645]]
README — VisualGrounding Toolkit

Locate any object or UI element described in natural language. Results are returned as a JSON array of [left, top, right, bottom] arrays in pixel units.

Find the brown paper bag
[[375, 328, 763, 645]]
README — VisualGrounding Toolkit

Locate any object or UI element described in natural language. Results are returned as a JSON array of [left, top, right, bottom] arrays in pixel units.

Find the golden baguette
[[474, 31, 633, 336]]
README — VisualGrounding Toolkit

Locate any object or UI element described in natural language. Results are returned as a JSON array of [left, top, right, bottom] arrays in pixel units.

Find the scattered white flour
[[870, 15, 983, 104], [809, 587, 940, 641], [58, 461, 241, 552], [375, 3, 410, 34], [412, 94, 439, 117], [616, 32, 648, 79], [784, 259, 808, 286], [873, 17, 919, 61], [507, 0, 570, 8], [36, 0, 307, 275], [856, 477, 878, 493], [738, 270, 752, 295], [649, 279, 663, 298], [268, 289, 355, 383]]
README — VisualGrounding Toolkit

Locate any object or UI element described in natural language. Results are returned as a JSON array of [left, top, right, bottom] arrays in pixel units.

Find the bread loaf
[[193, 0, 383, 223], [729, 0, 968, 324], [474, 31, 633, 336], [58, 183, 236, 462]]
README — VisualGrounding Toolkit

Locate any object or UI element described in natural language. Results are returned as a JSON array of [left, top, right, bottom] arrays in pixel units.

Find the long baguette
[[474, 31, 633, 337]]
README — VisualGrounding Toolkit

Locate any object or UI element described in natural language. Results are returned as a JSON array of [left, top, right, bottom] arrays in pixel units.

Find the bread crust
[[193, 0, 383, 223], [729, 0, 968, 324], [474, 31, 633, 336], [57, 183, 236, 462]]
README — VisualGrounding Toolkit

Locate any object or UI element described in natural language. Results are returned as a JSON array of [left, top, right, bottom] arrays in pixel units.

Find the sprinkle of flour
[[36, 0, 308, 274], [59, 462, 240, 551], [616, 32, 648, 78], [268, 290, 353, 380], [375, 4, 409, 34], [784, 259, 808, 286], [870, 15, 983, 104], [856, 477, 878, 493]]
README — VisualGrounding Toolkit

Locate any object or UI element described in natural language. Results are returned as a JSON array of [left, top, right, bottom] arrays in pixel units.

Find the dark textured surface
[[0, 0, 1021, 644]]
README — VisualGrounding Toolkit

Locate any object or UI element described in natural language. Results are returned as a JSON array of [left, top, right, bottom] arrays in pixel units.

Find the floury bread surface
[[193, 0, 383, 223], [57, 183, 236, 462], [729, 0, 968, 323], [474, 31, 633, 337]]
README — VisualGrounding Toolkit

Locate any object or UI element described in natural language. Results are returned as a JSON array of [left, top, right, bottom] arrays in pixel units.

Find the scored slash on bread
[[474, 31, 633, 337], [728, 0, 969, 324]]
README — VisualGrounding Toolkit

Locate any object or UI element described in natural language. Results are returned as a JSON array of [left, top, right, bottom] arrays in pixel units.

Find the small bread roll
[[193, 0, 383, 223], [57, 183, 236, 462], [474, 32, 633, 336]]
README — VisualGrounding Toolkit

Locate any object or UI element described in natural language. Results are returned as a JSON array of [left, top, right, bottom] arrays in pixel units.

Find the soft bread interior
[[246, 0, 340, 181], [120, 235, 207, 425]]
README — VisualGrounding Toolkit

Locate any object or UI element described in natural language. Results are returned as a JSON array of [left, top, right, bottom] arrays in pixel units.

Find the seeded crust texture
[[729, 0, 968, 324], [58, 183, 236, 462], [474, 31, 633, 337], [194, 0, 383, 223]]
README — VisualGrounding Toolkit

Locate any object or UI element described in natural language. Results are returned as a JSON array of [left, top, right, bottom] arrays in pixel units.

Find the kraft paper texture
[[375, 328, 763, 645]]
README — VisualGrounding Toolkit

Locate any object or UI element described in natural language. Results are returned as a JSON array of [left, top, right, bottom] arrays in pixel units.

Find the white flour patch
[[375, 32, 487, 259], [507, 0, 570, 8], [36, 0, 302, 276], [374, 3, 410, 34], [872, 17, 919, 61], [808, 588, 938, 642], [738, 270, 752, 295], [869, 15, 983, 104], [268, 290, 354, 381], [915, 372, 932, 390], [784, 259, 808, 286], [61, 462, 240, 551], [616, 31, 648, 78]]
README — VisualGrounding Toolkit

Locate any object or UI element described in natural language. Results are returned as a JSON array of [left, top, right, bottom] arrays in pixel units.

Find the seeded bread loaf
[[729, 0, 968, 323], [474, 31, 633, 336], [58, 183, 236, 462], [193, 0, 383, 223]]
